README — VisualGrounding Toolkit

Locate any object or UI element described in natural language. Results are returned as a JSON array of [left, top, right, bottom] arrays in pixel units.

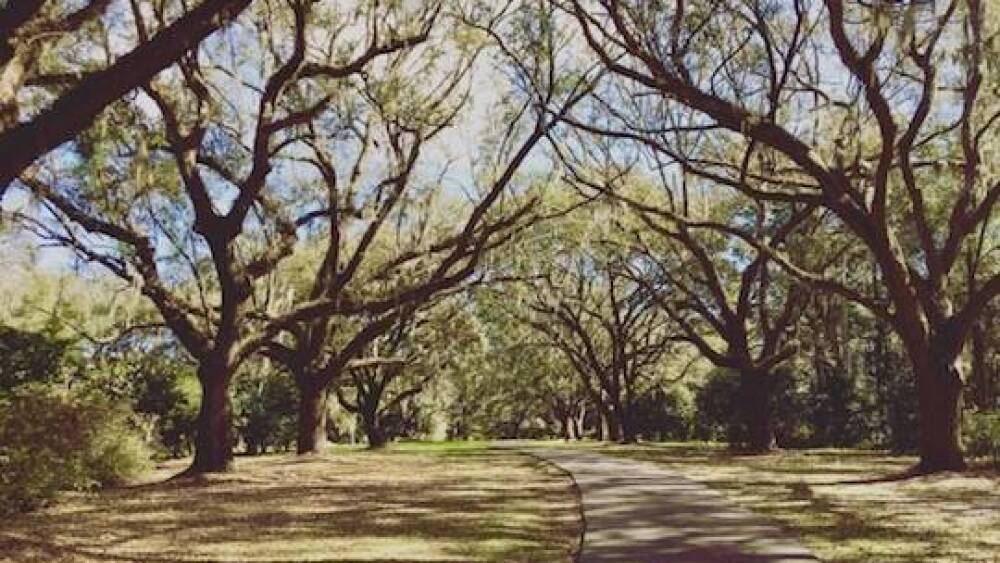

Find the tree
[[0, 0, 252, 196], [471, 285, 587, 440], [506, 204, 674, 443], [561, 174, 816, 451], [560, 0, 999, 471], [259, 0, 597, 454], [334, 301, 472, 448], [13, 0, 441, 472]]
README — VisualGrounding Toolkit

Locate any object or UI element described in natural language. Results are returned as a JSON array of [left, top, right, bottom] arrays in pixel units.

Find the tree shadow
[[0, 448, 581, 562]]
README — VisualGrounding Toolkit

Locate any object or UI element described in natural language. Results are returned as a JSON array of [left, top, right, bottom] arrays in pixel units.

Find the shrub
[[132, 365, 199, 458], [693, 367, 808, 448], [0, 389, 151, 515], [235, 370, 297, 454], [633, 385, 697, 441], [0, 326, 70, 393], [963, 411, 1000, 469]]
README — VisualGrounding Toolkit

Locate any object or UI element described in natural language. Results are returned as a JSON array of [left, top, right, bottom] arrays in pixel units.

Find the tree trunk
[[915, 355, 966, 472], [605, 407, 623, 443], [362, 409, 386, 449], [619, 403, 637, 444], [191, 364, 234, 473], [574, 406, 586, 440], [559, 414, 571, 440], [297, 380, 329, 455], [969, 321, 993, 410], [597, 409, 608, 441], [739, 369, 776, 453]]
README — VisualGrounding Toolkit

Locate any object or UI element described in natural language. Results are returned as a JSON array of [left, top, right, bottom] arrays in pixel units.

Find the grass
[[0, 442, 581, 562], [585, 441, 1000, 562]]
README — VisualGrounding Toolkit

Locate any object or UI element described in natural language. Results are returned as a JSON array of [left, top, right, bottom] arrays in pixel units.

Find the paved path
[[527, 448, 817, 563]]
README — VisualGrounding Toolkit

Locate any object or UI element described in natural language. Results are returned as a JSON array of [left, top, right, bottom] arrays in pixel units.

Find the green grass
[[583, 441, 1000, 562], [0, 443, 581, 562]]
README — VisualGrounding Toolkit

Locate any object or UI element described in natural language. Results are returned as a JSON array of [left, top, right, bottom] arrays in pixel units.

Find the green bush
[[633, 385, 697, 441], [132, 365, 199, 458], [0, 389, 151, 515], [235, 370, 297, 454], [963, 411, 1000, 469], [693, 367, 809, 448]]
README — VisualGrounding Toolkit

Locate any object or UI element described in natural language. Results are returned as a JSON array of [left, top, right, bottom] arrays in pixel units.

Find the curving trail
[[527, 447, 818, 563]]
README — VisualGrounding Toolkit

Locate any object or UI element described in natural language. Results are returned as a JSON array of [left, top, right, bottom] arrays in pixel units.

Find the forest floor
[[574, 441, 1000, 562], [0, 442, 581, 562]]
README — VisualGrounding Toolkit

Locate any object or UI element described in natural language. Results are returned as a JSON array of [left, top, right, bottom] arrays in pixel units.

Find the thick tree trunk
[[915, 355, 966, 472], [605, 407, 623, 443], [191, 364, 234, 473], [598, 409, 609, 441], [739, 369, 776, 453], [619, 404, 637, 444], [574, 406, 586, 440], [297, 380, 329, 455], [969, 321, 993, 410], [362, 409, 386, 449]]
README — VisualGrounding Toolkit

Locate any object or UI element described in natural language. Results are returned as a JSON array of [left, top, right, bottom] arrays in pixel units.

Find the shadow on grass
[[0, 448, 580, 562], [593, 442, 1000, 562]]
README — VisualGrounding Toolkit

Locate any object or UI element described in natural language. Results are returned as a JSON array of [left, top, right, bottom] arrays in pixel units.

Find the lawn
[[0, 442, 582, 562], [590, 442, 1000, 562]]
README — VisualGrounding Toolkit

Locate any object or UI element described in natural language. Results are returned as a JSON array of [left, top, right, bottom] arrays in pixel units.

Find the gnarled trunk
[[739, 369, 776, 453], [915, 355, 966, 472], [297, 379, 329, 455], [191, 363, 234, 473]]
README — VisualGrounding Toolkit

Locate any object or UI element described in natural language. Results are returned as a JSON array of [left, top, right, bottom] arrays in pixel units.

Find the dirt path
[[528, 447, 818, 562]]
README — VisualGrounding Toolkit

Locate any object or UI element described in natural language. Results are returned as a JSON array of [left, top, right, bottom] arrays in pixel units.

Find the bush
[[963, 411, 1000, 469], [235, 370, 297, 454], [693, 367, 809, 448], [0, 389, 151, 515], [632, 385, 697, 441], [0, 326, 70, 393], [132, 365, 199, 458]]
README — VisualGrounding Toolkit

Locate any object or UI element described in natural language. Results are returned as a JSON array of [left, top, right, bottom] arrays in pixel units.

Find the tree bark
[[969, 321, 993, 410], [915, 355, 967, 472], [191, 363, 234, 473], [597, 408, 608, 441], [559, 414, 571, 440], [739, 369, 776, 453], [619, 402, 637, 444], [605, 406, 623, 443], [362, 409, 386, 448], [0, 0, 252, 197], [297, 379, 329, 454]]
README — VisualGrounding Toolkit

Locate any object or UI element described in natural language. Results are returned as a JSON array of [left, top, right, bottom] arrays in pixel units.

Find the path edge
[[514, 447, 587, 563]]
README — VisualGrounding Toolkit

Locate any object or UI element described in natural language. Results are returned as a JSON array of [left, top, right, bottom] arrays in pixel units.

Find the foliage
[[234, 366, 298, 455], [963, 411, 1000, 469], [130, 360, 200, 458], [0, 388, 151, 514], [631, 385, 697, 441], [693, 367, 809, 448], [0, 325, 70, 393]]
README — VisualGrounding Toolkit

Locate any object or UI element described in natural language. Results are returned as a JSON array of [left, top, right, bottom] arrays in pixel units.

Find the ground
[[2, 441, 997, 562], [587, 442, 1000, 562], [0, 442, 581, 562]]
